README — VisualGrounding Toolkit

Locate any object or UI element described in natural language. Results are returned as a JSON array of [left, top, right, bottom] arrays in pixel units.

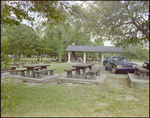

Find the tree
[[85, 1, 149, 47], [1, 1, 34, 26], [1, 1, 73, 27], [1, 37, 10, 69], [121, 44, 149, 61], [5, 24, 39, 61]]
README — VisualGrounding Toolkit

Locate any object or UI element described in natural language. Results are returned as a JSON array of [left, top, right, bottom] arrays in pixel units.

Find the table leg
[[26, 68, 35, 77], [89, 66, 92, 70], [75, 68, 80, 78], [45, 67, 48, 75], [11, 68, 15, 75], [41, 67, 48, 75], [82, 68, 87, 79], [134, 69, 138, 75], [31, 69, 35, 77], [26, 69, 30, 77]]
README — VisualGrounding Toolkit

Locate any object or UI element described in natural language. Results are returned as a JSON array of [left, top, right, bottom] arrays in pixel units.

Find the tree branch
[[131, 17, 149, 41]]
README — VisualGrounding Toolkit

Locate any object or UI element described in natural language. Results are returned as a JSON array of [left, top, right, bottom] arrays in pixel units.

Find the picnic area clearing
[[1, 63, 149, 117]]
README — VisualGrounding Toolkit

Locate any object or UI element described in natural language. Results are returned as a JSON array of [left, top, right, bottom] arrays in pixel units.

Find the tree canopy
[[85, 1, 149, 47]]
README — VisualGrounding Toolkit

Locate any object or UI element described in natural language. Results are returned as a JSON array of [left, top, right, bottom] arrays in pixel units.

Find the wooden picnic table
[[72, 63, 95, 79], [135, 66, 149, 79], [144, 62, 149, 70], [9, 66, 20, 74], [22, 64, 51, 78]]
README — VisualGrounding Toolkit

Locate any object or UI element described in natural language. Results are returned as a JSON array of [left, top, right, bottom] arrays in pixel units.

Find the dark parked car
[[104, 56, 137, 74], [103, 59, 106, 66]]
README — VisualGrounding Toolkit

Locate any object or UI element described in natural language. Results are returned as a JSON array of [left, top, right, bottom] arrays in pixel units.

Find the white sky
[[104, 41, 112, 46]]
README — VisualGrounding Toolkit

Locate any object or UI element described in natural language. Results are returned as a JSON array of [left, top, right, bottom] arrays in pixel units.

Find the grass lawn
[[1, 62, 149, 117]]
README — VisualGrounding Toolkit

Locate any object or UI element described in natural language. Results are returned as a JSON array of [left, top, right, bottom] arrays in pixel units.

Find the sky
[[104, 41, 112, 46]]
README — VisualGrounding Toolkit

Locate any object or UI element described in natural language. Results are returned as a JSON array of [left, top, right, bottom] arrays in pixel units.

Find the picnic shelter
[[65, 44, 123, 64]]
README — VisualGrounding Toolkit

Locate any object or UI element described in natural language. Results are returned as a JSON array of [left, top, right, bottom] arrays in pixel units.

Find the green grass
[[1, 77, 149, 117], [11, 57, 58, 63]]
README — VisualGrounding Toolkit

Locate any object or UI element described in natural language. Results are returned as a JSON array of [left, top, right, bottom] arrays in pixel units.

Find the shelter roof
[[65, 45, 123, 53]]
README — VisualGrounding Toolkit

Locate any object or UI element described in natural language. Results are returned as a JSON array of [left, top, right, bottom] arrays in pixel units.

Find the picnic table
[[72, 63, 95, 79], [23, 64, 51, 78], [134, 66, 149, 79], [9, 66, 20, 74]]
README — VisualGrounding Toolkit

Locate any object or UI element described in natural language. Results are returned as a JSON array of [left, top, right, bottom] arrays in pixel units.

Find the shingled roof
[[65, 45, 123, 53]]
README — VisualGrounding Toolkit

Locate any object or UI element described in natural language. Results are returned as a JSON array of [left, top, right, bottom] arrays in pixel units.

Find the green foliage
[[5, 24, 39, 60], [121, 44, 149, 61], [86, 1, 149, 47], [1, 1, 34, 26], [1, 37, 10, 69]]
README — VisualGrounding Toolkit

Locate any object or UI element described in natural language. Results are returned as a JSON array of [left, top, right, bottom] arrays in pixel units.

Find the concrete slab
[[12, 74, 59, 83], [127, 73, 149, 89], [57, 73, 107, 85]]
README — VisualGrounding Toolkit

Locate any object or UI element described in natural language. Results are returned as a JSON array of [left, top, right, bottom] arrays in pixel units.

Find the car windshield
[[114, 57, 128, 62]]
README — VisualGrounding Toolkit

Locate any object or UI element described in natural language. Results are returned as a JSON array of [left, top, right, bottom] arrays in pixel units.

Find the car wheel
[[104, 65, 107, 70], [111, 67, 116, 74]]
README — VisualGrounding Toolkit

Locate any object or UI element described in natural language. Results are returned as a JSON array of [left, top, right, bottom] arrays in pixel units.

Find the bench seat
[[2, 68, 12, 71], [88, 68, 101, 80], [17, 69, 27, 77], [1, 71, 9, 73], [34, 69, 56, 78], [64, 68, 76, 78], [135, 66, 149, 79], [7, 70, 18, 75]]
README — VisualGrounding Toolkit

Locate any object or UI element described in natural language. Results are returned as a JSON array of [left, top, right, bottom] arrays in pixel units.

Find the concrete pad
[[12, 74, 59, 83], [57, 73, 107, 85], [127, 73, 149, 89]]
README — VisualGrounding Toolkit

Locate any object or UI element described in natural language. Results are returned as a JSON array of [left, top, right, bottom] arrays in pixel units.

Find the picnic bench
[[72, 63, 95, 79], [1, 68, 12, 71], [7, 66, 20, 75], [23, 64, 51, 77], [88, 68, 101, 80], [64, 68, 76, 78], [17, 68, 41, 77], [17, 69, 27, 77], [34, 69, 56, 78], [134, 66, 149, 79], [7, 70, 19, 75], [44, 60, 51, 64], [29, 61, 38, 64], [1, 68, 13, 74], [8, 68, 43, 77]]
